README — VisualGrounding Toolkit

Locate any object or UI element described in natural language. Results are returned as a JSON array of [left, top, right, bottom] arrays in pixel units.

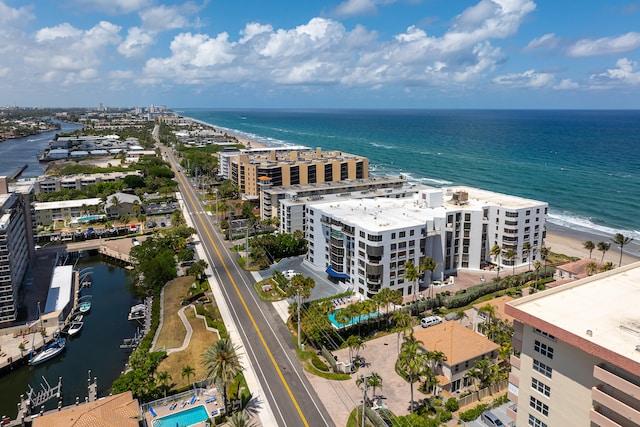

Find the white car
[[420, 316, 443, 328], [284, 270, 297, 280]]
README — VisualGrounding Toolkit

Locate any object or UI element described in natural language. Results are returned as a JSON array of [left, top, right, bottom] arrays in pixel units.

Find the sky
[[2, 0, 640, 109]]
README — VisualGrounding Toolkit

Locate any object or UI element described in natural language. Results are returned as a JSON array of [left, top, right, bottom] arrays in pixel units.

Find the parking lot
[[465, 403, 512, 427]]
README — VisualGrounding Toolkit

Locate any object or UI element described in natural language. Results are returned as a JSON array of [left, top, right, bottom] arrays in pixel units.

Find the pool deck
[[144, 389, 224, 427]]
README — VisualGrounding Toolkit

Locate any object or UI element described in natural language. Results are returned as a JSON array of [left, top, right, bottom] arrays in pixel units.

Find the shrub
[[459, 403, 488, 422], [322, 346, 338, 372], [445, 397, 459, 412], [311, 353, 329, 371]]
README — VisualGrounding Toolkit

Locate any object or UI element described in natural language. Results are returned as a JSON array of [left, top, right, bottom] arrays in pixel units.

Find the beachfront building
[[504, 262, 640, 427], [33, 171, 142, 194], [217, 145, 309, 182], [0, 177, 34, 323], [33, 198, 102, 227], [305, 186, 547, 298], [228, 147, 369, 197], [413, 321, 500, 393], [265, 175, 408, 226]]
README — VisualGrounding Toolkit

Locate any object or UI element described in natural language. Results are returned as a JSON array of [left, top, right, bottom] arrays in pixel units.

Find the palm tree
[[522, 242, 532, 271], [490, 244, 501, 277], [345, 335, 366, 363], [367, 372, 383, 399], [421, 257, 437, 298], [539, 246, 550, 271], [182, 365, 195, 384], [397, 334, 425, 411], [597, 241, 611, 262], [157, 371, 171, 398], [455, 308, 468, 324], [583, 240, 595, 259], [533, 260, 543, 284], [503, 248, 517, 275], [478, 304, 496, 337], [611, 233, 634, 267], [391, 311, 412, 353], [227, 410, 257, 427], [404, 260, 420, 315], [202, 338, 243, 413]]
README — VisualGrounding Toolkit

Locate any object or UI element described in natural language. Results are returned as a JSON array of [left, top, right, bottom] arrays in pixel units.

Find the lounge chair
[[169, 402, 177, 411], [149, 406, 157, 417], [205, 397, 217, 404], [190, 395, 197, 405], [180, 400, 187, 408]]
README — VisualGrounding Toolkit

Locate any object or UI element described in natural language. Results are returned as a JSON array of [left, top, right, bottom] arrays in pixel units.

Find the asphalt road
[[158, 138, 335, 427]]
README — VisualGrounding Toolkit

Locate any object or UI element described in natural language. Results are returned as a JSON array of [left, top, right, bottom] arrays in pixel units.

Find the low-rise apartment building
[[34, 171, 142, 194], [505, 262, 640, 427], [305, 187, 547, 298], [33, 198, 102, 227]]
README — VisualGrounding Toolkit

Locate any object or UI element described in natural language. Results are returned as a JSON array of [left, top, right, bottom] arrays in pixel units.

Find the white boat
[[61, 321, 83, 336], [29, 338, 66, 365]]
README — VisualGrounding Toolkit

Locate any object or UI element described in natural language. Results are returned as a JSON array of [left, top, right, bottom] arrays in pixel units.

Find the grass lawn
[[154, 276, 220, 389]]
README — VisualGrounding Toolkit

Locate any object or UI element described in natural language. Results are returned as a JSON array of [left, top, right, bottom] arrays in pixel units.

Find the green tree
[[157, 371, 171, 398], [391, 310, 413, 353], [522, 242, 532, 271], [346, 335, 366, 363], [405, 260, 422, 315], [611, 233, 634, 267], [490, 244, 502, 277], [583, 240, 595, 259], [464, 357, 497, 391], [188, 259, 209, 280], [202, 338, 243, 414], [367, 372, 383, 399], [539, 246, 550, 270], [181, 365, 195, 384], [503, 248, 517, 275], [597, 241, 611, 262], [227, 410, 257, 427], [397, 333, 425, 412], [586, 262, 598, 276]]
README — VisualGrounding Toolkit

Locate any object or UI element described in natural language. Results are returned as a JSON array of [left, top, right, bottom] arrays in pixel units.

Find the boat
[[78, 301, 91, 313], [29, 337, 66, 366], [128, 304, 147, 321], [61, 321, 83, 336]]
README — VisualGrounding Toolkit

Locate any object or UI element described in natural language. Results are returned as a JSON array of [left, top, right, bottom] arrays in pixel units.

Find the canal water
[[0, 260, 140, 419], [0, 120, 82, 179]]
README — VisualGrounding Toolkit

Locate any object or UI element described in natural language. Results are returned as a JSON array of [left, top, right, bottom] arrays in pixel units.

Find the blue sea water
[[179, 109, 640, 242]]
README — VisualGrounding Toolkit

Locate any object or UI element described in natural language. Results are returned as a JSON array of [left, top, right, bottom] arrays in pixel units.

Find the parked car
[[420, 316, 443, 328], [480, 411, 504, 427]]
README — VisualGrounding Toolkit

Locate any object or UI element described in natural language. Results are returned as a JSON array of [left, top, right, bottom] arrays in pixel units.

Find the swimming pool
[[154, 405, 209, 427], [328, 309, 378, 328]]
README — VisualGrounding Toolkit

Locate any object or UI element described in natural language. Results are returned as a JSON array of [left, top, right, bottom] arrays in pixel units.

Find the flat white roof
[[44, 265, 74, 314], [509, 261, 640, 365], [444, 186, 547, 210], [33, 198, 102, 211]]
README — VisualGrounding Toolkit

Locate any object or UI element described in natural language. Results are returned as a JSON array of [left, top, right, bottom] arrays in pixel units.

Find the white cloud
[[553, 78, 579, 90], [36, 23, 83, 42], [240, 23, 273, 44], [493, 69, 555, 87], [71, 0, 151, 14], [118, 27, 154, 57], [334, 0, 380, 16], [139, 5, 191, 32], [567, 32, 640, 57], [524, 33, 556, 51], [591, 58, 640, 85], [0, 1, 33, 27]]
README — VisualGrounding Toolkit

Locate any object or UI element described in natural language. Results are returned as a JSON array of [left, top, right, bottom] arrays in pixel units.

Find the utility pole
[[360, 374, 369, 427], [297, 288, 302, 349], [245, 226, 249, 269], [214, 190, 219, 224]]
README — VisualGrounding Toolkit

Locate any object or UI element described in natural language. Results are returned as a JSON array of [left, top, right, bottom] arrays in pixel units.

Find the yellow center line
[[176, 168, 310, 427]]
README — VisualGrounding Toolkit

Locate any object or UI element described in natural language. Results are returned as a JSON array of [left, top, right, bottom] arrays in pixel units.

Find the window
[[533, 328, 556, 342], [528, 414, 548, 427], [533, 359, 552, 378], [410, 230, 415, 236], [531, 378, 550, 397], [529, 396, 549, 416], [391, 233, 396, 239], [399, 231, 406, 238], [534, 340, 554, 359]]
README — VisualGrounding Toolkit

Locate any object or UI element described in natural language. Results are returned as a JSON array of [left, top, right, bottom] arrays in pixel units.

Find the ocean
[[179, 109, 640, 245]]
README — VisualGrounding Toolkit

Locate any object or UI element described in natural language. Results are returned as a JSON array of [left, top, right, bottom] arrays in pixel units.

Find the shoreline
[[183, 113, 640, 265]]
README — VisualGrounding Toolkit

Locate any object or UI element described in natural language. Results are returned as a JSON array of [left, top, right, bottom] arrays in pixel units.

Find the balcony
[[592, 386, 640, 426], [367, 275, 381, 285], [368, 256, 382, 265], [594, 364, 640, 400]]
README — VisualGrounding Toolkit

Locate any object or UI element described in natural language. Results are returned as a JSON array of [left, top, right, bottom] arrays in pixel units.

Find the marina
[[0, 260, 139, 419]]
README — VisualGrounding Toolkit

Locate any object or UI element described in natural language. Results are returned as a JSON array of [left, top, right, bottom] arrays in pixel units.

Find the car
[[420, 316, 443, 328], [480, 411, 504, 427], [131, 237, 140, 246], [160, 222, 166, 227], [284, 270, 297, 280]]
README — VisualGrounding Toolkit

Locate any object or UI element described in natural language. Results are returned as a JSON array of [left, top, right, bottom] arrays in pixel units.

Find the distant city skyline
[[2, 0, 640, 109]]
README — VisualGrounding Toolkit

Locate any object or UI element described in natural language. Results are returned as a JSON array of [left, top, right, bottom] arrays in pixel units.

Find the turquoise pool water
[[78, 214, 105, 222], [154, 405, 209, 427], [328, 310, 378, 328]]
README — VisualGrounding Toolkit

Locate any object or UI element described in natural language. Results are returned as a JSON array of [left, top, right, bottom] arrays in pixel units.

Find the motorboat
[[61, 321, 83, 337], [29, 337, 66, 365], [78, 301, 91, 313], [128, 303, 147, 321]]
